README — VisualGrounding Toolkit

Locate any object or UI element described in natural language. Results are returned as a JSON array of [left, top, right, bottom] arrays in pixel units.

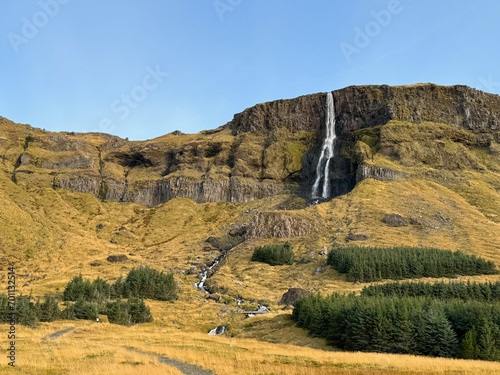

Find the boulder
[[279, 288, 311, 306], [382, 214, 409, 227], [107, 254, 128, 263], [346, 233, 369, 241]]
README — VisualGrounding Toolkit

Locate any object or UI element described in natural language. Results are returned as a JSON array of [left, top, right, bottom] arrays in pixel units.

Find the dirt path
[[126, 347, 215, 375], [41, 327, 76, 341]]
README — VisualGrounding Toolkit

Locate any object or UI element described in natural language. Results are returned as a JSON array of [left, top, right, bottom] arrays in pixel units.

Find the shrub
[[36, 295, 61, 322], [106, 301, 131, 326], [251, 243, 295, 266], [73, 299, 98, 320], [63, 275, 111, 303], [119, 266, 177, 301], [16, 295, 38, 328], [107, 298, 153, 326]]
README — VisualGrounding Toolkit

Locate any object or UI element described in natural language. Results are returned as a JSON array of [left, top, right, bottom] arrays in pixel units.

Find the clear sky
[[1, 0, 499, 140]]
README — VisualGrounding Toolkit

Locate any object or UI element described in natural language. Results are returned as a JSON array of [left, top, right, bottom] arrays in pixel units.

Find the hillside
[[1, 83, 500, 373]]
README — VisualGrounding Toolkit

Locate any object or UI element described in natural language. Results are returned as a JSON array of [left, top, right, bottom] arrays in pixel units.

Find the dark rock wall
[[4, 84, 499, 206]]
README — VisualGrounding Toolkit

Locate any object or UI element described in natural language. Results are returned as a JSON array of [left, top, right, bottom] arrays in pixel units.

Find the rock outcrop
[[279, 288, 311, 306], [245, 212, 316, 239]]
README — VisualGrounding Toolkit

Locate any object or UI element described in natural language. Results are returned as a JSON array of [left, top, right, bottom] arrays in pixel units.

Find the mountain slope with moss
[[0, 83, 499, 373]]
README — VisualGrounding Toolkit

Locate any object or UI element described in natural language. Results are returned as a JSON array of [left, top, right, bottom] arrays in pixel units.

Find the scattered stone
[[314, 266, 322, 275], [89, 262, 101, 267], [319, 248, 328, 256], [96, 223, 105, 231], [346, 233, 369, 241], [279, 288, 311, 306], [186, 266, 198, 275], [171, 130, 185, 136], [382, 214, 408, 227], [107, 254, 128, 263], [23, 282, 30, 287], [434, 213, 452, 223]]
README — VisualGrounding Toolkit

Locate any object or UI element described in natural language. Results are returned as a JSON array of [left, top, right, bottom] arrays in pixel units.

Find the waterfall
[[311, 92, 336, 199]]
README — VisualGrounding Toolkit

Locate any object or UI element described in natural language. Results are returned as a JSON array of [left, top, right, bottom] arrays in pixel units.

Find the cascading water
[[311, 92, 336, 199], [195, 257, 222, 292]]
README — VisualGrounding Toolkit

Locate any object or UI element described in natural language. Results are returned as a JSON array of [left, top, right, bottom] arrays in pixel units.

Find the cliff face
[[1, 84, 499, 206], [334, 84, 500, 142]]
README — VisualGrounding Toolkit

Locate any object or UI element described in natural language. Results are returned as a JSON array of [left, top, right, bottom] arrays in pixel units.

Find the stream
[[194, 251, 271, 335]]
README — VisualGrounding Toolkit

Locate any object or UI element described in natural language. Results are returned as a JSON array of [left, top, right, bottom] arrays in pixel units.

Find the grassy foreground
[[2, 320, 500, 374]]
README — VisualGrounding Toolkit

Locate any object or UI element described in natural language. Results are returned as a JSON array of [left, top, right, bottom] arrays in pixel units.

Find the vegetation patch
[[251, 242, 295, 266], [327, 246, 498, 282], [293, 293, 500, 361], [0, 266, 177, 327]]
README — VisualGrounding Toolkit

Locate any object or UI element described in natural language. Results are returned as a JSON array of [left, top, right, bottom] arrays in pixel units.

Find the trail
[[41, 327, 75, 341], [126, 347, 215, 375]]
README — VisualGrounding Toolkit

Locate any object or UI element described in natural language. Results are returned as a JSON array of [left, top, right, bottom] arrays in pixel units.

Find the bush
[[63, 275, 111, 303], [36, 295, 61, 322], [73, 299, 98, 320], [107, 298, 153, 326], [106, 301, 131, 326], [251, 243, 294, 266], [119, 266, 177, 301], [16, 295, 38, 328], [61, 304, 76, 320], [327, 246, 498, 282]]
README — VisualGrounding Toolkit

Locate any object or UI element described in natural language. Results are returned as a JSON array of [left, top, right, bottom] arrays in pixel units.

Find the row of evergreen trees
[[0, 294, 153, 328], [251, 243, 295, 266], [0, 266, 172, 328], [63, 266, 177, 302], [293, 293, 500, 361], [327, 246, 498, 282], [361, 281, 500, 301]]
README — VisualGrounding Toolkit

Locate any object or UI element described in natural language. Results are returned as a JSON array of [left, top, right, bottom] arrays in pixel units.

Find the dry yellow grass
[[2, 321, 500, 374]]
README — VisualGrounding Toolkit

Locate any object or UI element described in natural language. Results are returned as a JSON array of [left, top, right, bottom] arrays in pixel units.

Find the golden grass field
[[3, 320, 500, 375]]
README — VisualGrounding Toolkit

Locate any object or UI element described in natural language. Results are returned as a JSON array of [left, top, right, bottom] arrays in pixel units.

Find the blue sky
[[1, 1, 499, 140]]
